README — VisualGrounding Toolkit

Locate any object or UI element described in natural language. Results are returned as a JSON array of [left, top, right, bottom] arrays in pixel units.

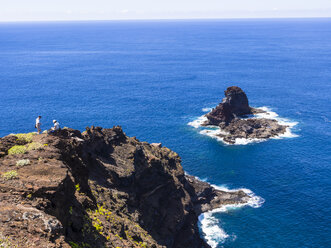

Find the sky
[[1, 0, 331, 22]]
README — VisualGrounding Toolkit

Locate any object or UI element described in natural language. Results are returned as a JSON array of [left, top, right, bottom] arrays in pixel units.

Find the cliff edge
[[0, 127, 249, 248]]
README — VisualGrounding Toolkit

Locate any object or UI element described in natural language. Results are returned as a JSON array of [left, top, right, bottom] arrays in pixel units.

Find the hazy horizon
[[1, 0, 331, 22], [1, 16, 331, 24]]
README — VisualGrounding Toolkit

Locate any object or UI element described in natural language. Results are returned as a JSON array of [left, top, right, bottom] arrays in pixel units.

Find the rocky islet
[[203, 86, 288, 144]]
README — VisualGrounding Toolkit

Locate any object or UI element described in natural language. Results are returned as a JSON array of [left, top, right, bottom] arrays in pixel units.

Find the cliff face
[[0, 127, 249, 248]]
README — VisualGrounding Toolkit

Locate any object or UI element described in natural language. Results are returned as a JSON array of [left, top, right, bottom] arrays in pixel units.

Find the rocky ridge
[[204, 86, 288, 144], [0, 126, 250, 248]]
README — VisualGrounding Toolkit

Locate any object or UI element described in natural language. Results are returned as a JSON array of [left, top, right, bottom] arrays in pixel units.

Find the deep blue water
[[0, 19, 330, 247]]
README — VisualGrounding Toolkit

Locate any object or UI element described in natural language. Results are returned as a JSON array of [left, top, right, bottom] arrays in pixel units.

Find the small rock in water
[[204, 86, 288, 143]]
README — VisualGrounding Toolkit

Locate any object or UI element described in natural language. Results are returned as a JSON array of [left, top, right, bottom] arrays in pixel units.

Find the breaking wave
[[198, 184, 264, 248], [202, 107, 213, 112], [187, 115, 208, 129]]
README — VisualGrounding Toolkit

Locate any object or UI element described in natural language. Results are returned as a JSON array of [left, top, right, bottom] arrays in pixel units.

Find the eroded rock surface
[[204, 86, 288, 144], [0, 127, 249, 248]]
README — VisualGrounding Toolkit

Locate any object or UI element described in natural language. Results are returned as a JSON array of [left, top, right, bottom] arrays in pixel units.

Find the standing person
[[35, 116, 42, 134]]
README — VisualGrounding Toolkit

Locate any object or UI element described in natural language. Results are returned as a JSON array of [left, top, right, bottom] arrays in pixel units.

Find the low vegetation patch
[[26, 142, 43, 151], [85, 204, 112, 237], [8, 145, 27, 155], [14, 132, 35, 143], [8, 141, 43, 155], [16, 159, 30, 167], [2, 170, 18, 180]]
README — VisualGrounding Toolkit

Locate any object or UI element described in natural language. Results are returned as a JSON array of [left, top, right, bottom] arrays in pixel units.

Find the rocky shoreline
[[0, 126, 250, 248], [202, 86, 288, 144]]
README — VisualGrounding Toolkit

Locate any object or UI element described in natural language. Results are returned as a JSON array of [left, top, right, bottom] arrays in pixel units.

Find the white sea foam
[[211, 185, 265, 209], [188, 106, 299, 145], [233, 137, 265, 145], [254, 106, 279, 119], [188, 115, 208, 129], [199, 128, 229, 144], [198, 184, 264, 247], [202, 107, 213, 112], [254, 107, 299, 140], [186, 175, 264, 247], [198, 212, 229, 248]]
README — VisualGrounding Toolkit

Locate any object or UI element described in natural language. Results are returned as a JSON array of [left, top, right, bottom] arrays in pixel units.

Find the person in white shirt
[[35, 116, 42, 134], [48, 120, 61, 134], [53, 120, 60, 131]]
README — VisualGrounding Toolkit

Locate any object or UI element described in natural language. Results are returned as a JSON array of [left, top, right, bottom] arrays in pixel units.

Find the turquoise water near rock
[[0, 19, 330, 247]]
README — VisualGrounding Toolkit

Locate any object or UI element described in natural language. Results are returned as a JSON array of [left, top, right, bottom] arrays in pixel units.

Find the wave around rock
[[189, 86, 298, 145], [191, 177, 264, 248]]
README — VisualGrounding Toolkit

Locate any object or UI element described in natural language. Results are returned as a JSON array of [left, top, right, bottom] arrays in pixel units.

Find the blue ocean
[[0, 19, 330, 247]]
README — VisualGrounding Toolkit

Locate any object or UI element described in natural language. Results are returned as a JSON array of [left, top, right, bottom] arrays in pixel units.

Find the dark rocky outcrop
[[0, 127, 249, 248], [205, 86, 252, 125], [203, 86, 288, 144]]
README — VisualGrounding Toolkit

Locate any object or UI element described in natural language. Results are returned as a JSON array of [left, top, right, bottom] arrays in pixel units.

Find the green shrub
[[2, 170, 18, 180], [8, 145, 27, 155], [26, 142, 43, 151], [7, 141, 43, 156], [16, 159, 30, 167], [14, 132, 35, 143]]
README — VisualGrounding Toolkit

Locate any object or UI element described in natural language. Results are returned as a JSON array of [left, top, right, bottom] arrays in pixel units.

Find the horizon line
[[0, 16, 330, 23]]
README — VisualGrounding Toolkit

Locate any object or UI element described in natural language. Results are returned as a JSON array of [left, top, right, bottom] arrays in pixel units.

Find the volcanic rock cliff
[[0, 127, 249, 248], [204, 86, 288, 144]]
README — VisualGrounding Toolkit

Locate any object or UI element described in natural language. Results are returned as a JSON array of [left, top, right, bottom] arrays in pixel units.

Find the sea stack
[[203, 86, 288, 144], [205, 86, 252, 125]]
